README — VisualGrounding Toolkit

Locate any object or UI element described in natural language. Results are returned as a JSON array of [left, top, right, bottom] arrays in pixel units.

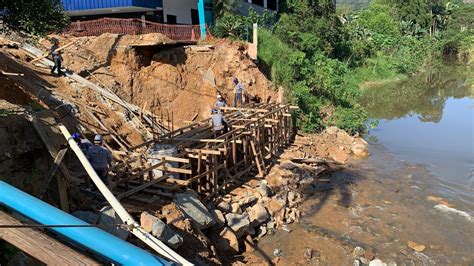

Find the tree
[[1, 0, 69, 36], [212, 0, 240, 19]]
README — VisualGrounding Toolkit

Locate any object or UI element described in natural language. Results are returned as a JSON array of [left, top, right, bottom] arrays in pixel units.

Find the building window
[[267, 0, 277, 10], [191, 9, 199, 25], [167, 14, 177, 24], [252, 0, 264, 7]]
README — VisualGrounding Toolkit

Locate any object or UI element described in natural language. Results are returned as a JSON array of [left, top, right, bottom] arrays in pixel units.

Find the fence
[[63, 18, 203, 41]]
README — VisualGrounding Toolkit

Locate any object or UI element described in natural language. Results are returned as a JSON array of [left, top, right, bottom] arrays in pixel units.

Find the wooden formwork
[[115, 103, 296, 202]]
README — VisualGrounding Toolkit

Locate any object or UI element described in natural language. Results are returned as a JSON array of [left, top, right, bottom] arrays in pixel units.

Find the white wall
[[162, 0, 198, 24]]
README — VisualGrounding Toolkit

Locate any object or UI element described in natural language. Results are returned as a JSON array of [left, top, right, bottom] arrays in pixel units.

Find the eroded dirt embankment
[[42, 34, 278, 126]]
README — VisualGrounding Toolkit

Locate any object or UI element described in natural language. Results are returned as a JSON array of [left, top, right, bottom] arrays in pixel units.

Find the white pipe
[[59, 125, 193, 265]]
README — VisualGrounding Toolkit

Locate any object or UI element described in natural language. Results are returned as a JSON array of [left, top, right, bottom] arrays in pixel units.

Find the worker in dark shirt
[[50, 38, 64, 76], [86, 134, 112, 185]]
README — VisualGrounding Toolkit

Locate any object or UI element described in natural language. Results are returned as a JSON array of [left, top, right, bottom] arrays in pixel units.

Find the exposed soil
[[40, 34, 278, 127]]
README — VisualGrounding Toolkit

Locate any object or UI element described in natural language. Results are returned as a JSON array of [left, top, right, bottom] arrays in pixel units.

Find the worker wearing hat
[[85, 134, 112, 185], [72, 133, 93, 154], [211, 108, 228, 134], [214, 94, 227, 113]]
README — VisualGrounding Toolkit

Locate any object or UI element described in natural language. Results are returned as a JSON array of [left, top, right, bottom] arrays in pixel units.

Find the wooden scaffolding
[[113, 103, 296, 202]]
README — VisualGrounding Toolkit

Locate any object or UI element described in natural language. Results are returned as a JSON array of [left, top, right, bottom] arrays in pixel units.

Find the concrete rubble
[[97, 206, 129, 240], [174, 191, 215, 230]]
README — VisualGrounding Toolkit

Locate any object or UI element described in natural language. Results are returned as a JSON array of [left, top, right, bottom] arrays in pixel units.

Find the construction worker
[[214, 94, 227, 113], [72, 133, 93, 154], [86, 134, 112, 185], [50, 38, 64, 76], [233, 77, 244, 107], [211, 108, 228, 134]]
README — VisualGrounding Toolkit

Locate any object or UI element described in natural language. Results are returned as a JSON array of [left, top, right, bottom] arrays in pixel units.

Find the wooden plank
[[30, 42, 74, 63], [156, 165, 192, 175], [184, 148, 221, 155], [116, 175, 170, 200], [0, 211, 99, 265], [250, 140, 264, 177], [36, 148, 68, 198]]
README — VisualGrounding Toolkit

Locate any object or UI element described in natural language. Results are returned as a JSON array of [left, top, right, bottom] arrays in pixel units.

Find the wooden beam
[[116, 175, 169, 200], [36, 148, 68, 198], [30, 42, 74, 63], [0, 211, 99, 265]]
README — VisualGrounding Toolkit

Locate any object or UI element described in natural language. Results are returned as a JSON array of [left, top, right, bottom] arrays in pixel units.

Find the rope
[[0, 223, 125, 229]]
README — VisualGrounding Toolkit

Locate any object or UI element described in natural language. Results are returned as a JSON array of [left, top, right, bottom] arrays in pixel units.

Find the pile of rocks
[[352, 247, 396, 266]]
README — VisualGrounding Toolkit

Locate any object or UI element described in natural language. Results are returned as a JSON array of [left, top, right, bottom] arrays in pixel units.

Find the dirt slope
[[42, 34, 278, 126]]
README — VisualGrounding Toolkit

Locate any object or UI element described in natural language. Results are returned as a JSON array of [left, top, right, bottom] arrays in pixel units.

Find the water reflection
[[360, 67, 473, 122], [360, 64, 474, 204]]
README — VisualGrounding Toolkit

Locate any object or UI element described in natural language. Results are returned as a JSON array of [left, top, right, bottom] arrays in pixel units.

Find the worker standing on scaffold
[[233, 77, 244, 107], [211, 108, 228, 134]]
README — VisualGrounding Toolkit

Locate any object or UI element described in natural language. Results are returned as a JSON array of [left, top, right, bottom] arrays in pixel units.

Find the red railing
[[63, 18, 202, 41]]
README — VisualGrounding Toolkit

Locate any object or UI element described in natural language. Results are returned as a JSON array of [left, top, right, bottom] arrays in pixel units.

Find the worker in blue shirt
[[214, 94, 227, 113], [233, 78, 244, 107], [86, 135, 112, 185], [71, 133, 93, 154], [211, 108, 228, 134]]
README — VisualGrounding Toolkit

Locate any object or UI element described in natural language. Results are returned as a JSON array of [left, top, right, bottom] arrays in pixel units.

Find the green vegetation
[[212, 0, 472, 134], [1, 0, 69, 36]]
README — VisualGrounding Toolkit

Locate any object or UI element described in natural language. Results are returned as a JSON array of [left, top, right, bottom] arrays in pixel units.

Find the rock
[[212, 209, 226, 227], [329, 146, 349, 164], [267, 197, 285, 216], [257, 225, 267, 238], [407, 241, 425, 252], [369, 259, 387, 266], [273, 249, 283, 257], [386, 260, 397, 266], [351, 143, 369, 157], [231, 202, 242, 214], [364, 250, 375, 260], [247, 225, 256, 236], [244, 235, 255, 252], [238, 195, 257, 206], [174, 191, 215, 230], [225, 213, 250, 238], [217, 201, 232, 212], [360, 257, 370, 264], [352, 246, 365, 258], [98, 206, 129, 240], [247, 202, 270, 226], [165, 228, 183, 249], [256, 181, 272, 197], [140, 212, 166, 239], [353, 260, 361, 266], [219, 227, 239, 253], [280, 162, 297, 170], [72, 211, 99, 224], [304, 248, 313, 260]]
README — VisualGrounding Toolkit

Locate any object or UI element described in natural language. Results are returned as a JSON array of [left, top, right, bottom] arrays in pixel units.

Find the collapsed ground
[[0, 33, 375, 265]]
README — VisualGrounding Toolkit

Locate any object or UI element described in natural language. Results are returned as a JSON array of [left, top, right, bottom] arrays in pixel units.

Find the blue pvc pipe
[[197, 0, 207, 39], [0, 181, 170, 266]]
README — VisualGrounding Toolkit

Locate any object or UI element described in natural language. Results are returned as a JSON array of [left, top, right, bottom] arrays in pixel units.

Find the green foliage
[[212, 9, 275, 39], [212, 0, 240, 19], [1, 0, 69, 36]]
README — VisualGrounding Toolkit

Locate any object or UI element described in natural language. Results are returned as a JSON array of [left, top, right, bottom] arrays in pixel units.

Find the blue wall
[[61, 0, 163, 11]]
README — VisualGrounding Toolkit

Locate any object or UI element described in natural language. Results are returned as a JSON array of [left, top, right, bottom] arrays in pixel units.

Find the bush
[[1, 0, 69, 36]]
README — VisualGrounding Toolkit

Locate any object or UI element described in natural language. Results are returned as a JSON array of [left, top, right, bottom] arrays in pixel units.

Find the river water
[[253, 64, 473, 265], [360, 65, 474, 210]]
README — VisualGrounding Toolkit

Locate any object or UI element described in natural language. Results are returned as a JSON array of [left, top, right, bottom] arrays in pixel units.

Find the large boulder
[[225, 213, 250, 238], [174, 191, 215, 230], [218, 227, 239, 253], [98, 206, 129, 240], [247, 202, 270, 227], [140, 212, 183, 249]]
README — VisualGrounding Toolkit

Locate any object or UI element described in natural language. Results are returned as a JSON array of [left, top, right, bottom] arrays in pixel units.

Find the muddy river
[[252, 65, 473, 265]]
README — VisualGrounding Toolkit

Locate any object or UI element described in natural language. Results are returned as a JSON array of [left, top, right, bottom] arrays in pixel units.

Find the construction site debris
[[225, 213, 250, 238], [247, 202, 270, 227], [174, 191, 216, 230], [98, 206, 129, 240], [72, 211, 99, 225]]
